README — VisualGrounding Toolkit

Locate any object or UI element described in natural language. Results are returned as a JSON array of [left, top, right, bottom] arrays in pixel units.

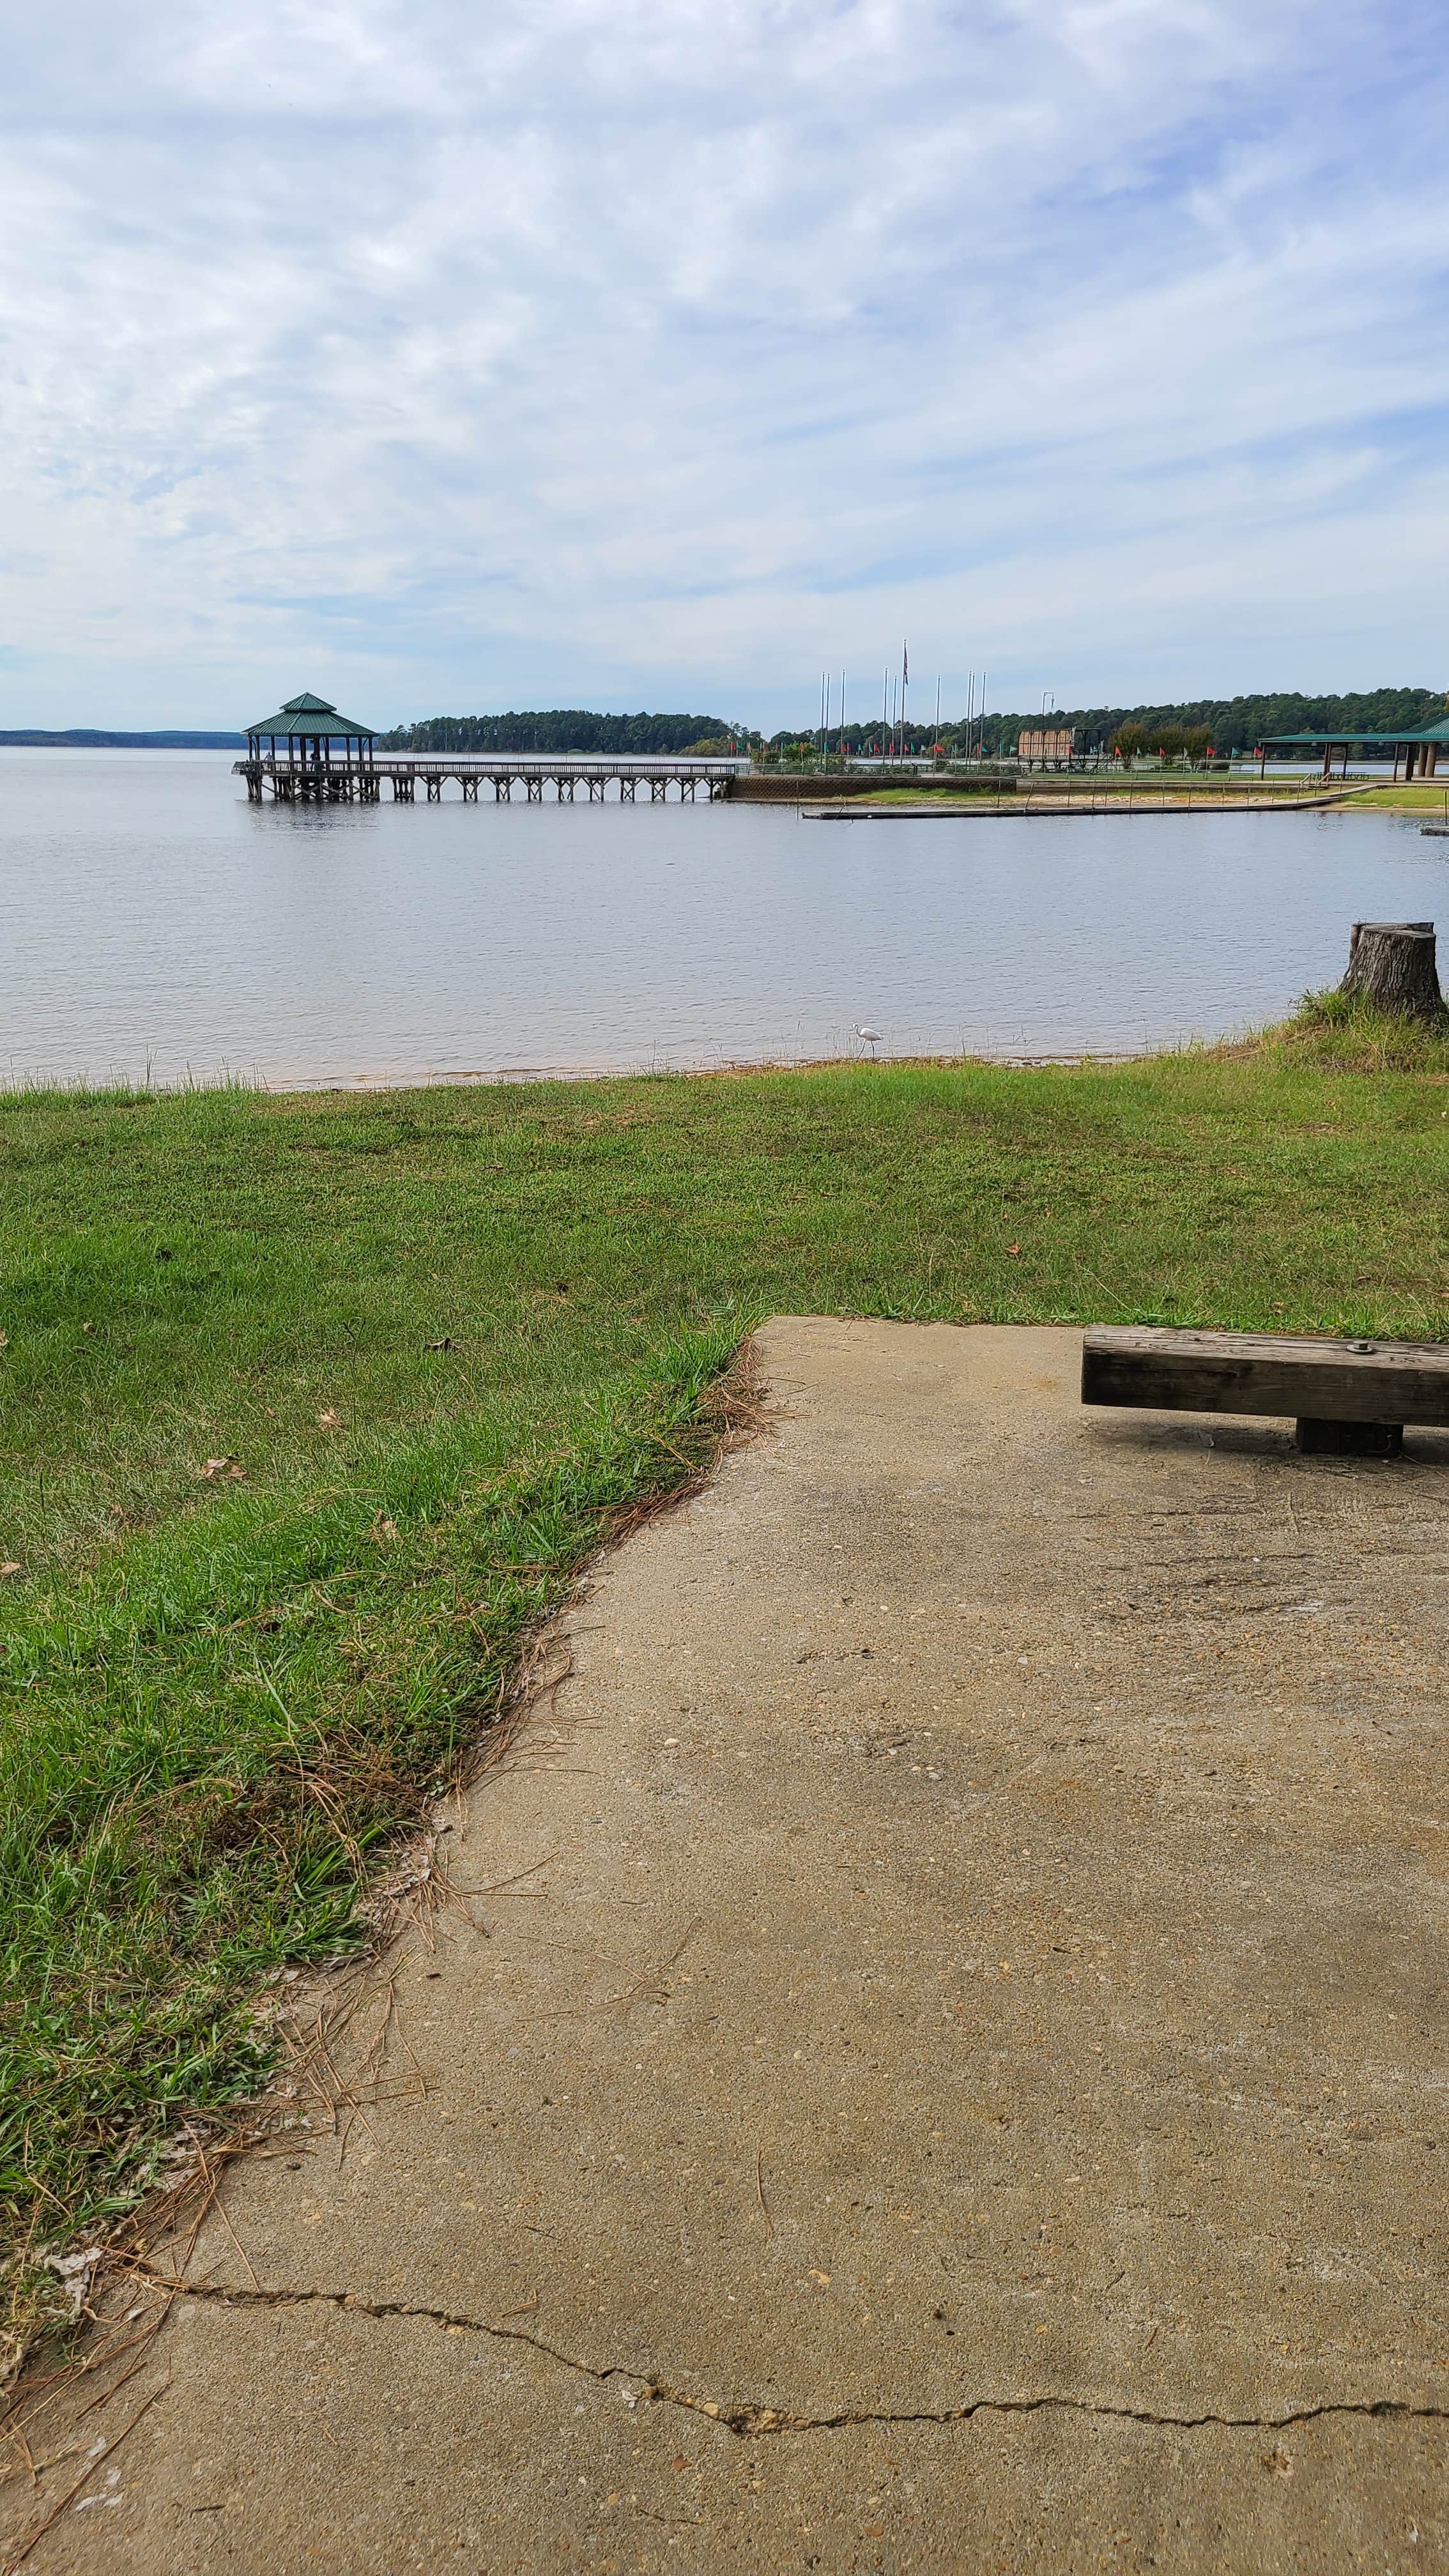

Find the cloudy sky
[[3, 0, 1447, 729]]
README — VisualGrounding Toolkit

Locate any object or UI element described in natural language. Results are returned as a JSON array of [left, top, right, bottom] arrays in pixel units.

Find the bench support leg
[[1295, 1418, 1403, 1458]]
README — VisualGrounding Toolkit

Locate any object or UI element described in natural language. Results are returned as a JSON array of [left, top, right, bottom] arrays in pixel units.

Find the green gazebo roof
[[245, 691, 374, 740]]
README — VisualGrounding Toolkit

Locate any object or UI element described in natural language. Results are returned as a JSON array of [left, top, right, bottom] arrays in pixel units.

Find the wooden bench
[[1081, 1326, 1449, 1458]]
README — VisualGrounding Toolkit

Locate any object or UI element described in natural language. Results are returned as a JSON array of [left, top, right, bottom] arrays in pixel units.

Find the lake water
[[1, 749, 1445, 1088]]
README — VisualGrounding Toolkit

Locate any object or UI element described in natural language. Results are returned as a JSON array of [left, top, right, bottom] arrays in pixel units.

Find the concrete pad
[[5, 1319, 1447, 2572]]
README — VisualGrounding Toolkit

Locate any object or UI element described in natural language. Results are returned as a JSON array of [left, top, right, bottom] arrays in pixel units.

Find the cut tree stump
[[1340, 920, 1445, 1018]]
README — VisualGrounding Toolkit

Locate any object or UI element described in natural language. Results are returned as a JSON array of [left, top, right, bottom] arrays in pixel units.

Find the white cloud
[[1, 0, 1446, 723]]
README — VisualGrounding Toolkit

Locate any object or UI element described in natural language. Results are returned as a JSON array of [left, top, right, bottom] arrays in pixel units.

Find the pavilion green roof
[[245, 691, 374, 740]]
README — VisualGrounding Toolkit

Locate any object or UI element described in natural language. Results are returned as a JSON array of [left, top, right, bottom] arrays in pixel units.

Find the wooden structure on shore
[[1017, 726, 1076, 766]]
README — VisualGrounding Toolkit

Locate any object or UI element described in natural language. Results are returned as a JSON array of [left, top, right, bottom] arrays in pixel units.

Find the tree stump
[[1340, 921, 1445, 1018]]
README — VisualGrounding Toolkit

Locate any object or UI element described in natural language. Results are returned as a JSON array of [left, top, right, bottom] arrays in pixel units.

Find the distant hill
[[0, 730, 244, 749], [379, 710, 747, 755]]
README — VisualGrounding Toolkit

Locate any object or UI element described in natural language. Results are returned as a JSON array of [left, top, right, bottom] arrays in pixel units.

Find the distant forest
[[954, 687, 1446, 759], [379, 689, 1445, 760], [0, 729, 244, 749], [379, 710, 745, 754], [786, 687, 1448, 758]]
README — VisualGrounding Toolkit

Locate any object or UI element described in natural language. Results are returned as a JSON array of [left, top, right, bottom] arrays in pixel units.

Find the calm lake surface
[[1, 750, 1445, 1089]]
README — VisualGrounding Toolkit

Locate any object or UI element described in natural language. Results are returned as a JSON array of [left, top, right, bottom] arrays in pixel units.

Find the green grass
[[860, 776, 1333, 806], [1329, 781, 1449, 813], [2, 1040, 1447, 2362], [1275, 987, 1449, 1071]]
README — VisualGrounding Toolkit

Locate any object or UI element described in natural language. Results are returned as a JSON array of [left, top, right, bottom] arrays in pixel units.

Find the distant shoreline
[[0, 730, 243, 749]]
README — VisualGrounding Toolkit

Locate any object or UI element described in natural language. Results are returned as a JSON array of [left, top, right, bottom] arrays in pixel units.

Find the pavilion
[[244, 691, 376, 776], [1257, 714, 1449, 781]]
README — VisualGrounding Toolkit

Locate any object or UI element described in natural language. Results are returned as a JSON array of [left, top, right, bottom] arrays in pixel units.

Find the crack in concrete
[[154, 2277, 1449, 2441]]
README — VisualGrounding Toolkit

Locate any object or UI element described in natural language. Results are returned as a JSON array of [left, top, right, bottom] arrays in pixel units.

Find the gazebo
[[244, 690, 376, 786]]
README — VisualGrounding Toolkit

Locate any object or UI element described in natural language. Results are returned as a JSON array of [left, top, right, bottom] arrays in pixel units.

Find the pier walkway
[[234, 753, 746, 805]]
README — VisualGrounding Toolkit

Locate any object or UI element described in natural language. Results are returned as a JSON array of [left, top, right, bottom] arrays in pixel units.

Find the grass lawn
[[859, 776, 1338, 806], [3, 1029, 1447, 2363], [1329, 782, 1449, 814], [1038, 772, 1331, 796]]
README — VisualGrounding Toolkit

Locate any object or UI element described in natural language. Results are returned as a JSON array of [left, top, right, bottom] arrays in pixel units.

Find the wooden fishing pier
[[236, 753, 742, 804], [237, 692, 743, 806]]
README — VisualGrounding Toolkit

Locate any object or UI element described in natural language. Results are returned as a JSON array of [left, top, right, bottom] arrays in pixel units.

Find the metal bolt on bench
[[1080, 1326, 1449, 1458]]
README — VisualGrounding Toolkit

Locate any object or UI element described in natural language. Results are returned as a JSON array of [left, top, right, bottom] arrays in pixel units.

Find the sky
[[3, 0, 1448, 731]]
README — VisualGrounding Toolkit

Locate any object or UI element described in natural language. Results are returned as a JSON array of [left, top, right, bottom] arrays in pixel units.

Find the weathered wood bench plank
[[1081, 1325, 1449, 1427]]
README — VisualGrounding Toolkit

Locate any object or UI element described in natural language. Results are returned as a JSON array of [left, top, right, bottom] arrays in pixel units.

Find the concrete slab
[[5, 1320, 1447, 2572]]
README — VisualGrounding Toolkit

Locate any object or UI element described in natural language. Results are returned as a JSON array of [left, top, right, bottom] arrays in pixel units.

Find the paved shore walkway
[[5, 1321, 1446, 2572]]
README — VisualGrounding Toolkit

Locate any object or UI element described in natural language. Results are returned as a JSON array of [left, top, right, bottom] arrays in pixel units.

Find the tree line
[[379, 689, 1445, 762], [794, 687, 1443, 760], [378, 710, 747, 755], [972, 689, 1445, 759]]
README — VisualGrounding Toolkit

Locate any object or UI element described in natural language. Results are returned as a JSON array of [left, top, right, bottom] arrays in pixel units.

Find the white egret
[[857, 1025, 883, 1057]]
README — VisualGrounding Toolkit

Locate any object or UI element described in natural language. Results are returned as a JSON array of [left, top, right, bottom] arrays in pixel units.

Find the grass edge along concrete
[[2, 1024, 1447, 2373]]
